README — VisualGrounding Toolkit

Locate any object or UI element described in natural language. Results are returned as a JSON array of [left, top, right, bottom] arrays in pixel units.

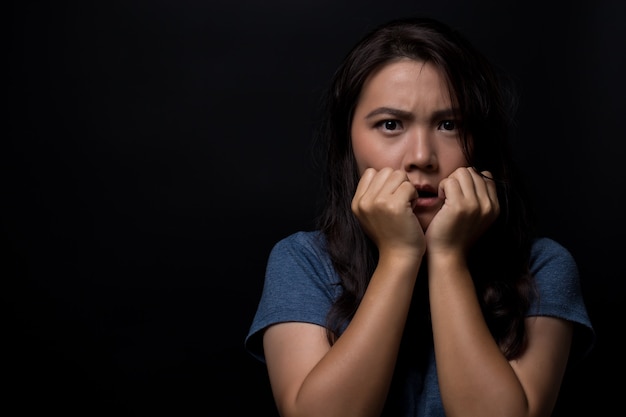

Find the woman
[[245, 17, 594, 417]]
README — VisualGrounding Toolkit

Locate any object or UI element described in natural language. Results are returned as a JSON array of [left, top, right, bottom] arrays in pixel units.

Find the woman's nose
[[403, 129, 436, 171]]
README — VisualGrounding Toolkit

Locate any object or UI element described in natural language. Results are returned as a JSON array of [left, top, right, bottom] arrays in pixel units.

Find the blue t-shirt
[[245, 231, 594, 416]]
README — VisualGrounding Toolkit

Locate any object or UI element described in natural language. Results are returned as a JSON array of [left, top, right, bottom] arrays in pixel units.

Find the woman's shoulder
[[267, 230, 336, 282], [529, 237, 577, 276], [528, 237, 595, 358], [270, 230, 328, 259], [275, 230, 325, 247], [530, 236, 573, 259], [529, 236, 579, 294]]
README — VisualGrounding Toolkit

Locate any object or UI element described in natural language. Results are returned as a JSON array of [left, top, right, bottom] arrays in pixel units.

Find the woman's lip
[[414, 184, 437, 194], [413, 196, 441, 209], [412, 184, 439, 208]]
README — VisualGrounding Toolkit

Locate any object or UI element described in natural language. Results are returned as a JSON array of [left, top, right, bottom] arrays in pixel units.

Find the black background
[[6, 1, 625, 415]]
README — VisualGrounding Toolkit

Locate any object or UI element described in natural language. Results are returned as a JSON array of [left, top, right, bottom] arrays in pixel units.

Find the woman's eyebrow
[[364, 107, 459, 120], [365, 107, 414, 120]]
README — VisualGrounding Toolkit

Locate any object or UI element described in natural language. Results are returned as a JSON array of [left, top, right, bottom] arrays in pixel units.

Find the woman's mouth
[[413, 187, 440, 209]]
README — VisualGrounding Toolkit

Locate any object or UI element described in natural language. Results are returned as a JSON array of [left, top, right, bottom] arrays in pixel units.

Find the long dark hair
[[315, 17, 536, 360]]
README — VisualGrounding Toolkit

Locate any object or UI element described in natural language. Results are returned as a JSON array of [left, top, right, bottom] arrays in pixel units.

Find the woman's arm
[[263, 251, 419, 417], [427, 252, 573, 417], [426, 167, 573, 417], [263, 168, 425, 417]]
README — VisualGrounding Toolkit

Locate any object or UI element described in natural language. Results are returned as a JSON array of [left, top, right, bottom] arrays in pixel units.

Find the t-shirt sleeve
[[527, 237, 595, 361], [244, 231, 340, 362]]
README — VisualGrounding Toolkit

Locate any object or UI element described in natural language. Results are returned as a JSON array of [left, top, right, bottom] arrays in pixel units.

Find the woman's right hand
[[352, 167, 425, 258]]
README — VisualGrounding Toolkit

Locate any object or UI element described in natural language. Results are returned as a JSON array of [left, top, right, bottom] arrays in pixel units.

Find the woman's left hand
[[425, 167, 500, 256]]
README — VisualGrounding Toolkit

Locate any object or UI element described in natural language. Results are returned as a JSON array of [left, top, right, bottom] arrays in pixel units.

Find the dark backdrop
[[7, 1, 625, 415]]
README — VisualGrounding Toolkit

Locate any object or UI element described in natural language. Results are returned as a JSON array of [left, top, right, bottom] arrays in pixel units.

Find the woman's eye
[[439, 120, 456, 131], [382, 120, 402, 131]]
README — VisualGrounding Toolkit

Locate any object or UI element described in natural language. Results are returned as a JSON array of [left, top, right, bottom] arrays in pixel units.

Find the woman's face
[[350, 59, 469, 230]]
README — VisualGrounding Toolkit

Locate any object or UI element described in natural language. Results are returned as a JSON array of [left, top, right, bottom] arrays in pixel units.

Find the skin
[[262, 59, 573, 417]]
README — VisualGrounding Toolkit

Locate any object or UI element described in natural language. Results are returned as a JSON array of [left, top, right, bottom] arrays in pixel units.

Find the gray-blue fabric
[[245, 231, 594, 416]]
